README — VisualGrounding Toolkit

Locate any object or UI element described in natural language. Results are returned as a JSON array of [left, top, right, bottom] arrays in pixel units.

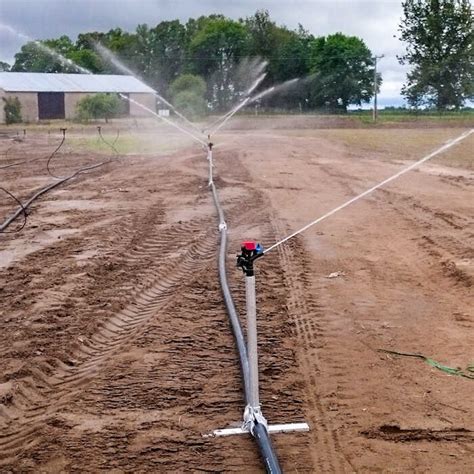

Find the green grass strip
[[379, 349, 474, 380]]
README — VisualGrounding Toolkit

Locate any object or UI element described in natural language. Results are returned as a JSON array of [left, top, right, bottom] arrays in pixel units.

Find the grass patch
[[68, 132, 196, 156], [319, 129, 474, 169], [351, 110, 474, 126]]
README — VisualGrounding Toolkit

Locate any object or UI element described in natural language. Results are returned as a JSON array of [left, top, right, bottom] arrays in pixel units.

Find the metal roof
[[0, 72, 155, 93]]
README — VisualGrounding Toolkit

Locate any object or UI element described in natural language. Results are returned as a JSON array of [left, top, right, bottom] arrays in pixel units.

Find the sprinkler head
[[242, 241, 256, 251], [60, 128, 67, 136], [237, 241, 264, 276]]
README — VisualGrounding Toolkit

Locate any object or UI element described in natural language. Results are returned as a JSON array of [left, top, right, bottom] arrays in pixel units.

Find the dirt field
[[0, 117, 473, 472]]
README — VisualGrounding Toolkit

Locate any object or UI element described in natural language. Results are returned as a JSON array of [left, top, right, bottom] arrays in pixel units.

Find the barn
[[0, 72, 156, 123]]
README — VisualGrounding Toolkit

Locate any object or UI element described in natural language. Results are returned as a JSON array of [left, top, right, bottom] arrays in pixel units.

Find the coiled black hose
[[0, 161, 108, 233], [1, 127, 119, 233]]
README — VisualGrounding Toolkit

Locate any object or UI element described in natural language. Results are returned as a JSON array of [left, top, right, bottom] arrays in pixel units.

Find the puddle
[[0, 228, 78, 269]]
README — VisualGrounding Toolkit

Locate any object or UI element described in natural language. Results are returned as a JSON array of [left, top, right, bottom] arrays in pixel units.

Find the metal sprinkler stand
[[209, 241, 309, 438]]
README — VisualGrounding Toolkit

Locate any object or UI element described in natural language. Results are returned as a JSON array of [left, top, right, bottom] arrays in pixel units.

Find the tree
[[12, 41, 68, 72], [245, 10, 279, 60], [189, 18, 250, 110], [0, 61, 10, 72], [245, 11, 312, 83], [168, 74, 206, 99], [169, 74, 207, 120], [148, 21, 189, 90], [12, 35, 103, 73], [173, 91, 207, 120], [76, 93, 123, 122], [399, 0, 473, 109], [309, 33, 379, 112]]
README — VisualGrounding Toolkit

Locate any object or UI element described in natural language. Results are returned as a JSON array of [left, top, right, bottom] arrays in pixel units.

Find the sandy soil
[[0, 118, 473, 472]]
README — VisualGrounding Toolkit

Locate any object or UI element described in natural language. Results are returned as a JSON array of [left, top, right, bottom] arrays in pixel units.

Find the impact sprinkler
[[209, 240, 309, 442], [207, 135, 214, 186], [237, 241, 265, 424]]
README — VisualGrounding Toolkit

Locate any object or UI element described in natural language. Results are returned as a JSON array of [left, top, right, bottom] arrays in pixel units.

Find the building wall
[[0, 92, 38, 123], [65, 92, 92, 119], [129, 93, 156, 116], [0, 89, 5, 123], [0, 91, 156, 123]]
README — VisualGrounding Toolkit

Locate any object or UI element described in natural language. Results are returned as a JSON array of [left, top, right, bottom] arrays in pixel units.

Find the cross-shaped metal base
[[206, 422, 309, 437]]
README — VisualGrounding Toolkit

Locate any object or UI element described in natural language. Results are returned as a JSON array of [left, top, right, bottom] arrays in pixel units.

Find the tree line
[[4, 10, 379, 113], [3, 2, 473, 112]]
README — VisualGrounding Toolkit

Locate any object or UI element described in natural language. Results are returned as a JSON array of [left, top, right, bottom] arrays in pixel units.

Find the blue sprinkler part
[[255, 243, 263, 255]]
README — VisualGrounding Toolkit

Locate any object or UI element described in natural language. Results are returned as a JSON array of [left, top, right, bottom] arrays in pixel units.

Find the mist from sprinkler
[[0, 23, 205, 147], [119, 93, 206, 146], [205, 72, 267, 134], [94, 42, 205, 137], [210, 78, 301, 136]]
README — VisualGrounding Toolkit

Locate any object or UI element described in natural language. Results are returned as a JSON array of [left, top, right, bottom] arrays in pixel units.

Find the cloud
[[0, 0, 408, 104]]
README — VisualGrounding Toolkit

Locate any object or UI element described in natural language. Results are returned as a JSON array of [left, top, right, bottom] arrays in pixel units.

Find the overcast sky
[[0, 0, 408, 106]]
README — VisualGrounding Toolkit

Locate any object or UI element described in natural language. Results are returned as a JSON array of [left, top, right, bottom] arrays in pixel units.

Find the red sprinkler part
[[242, 241, 257, 251]]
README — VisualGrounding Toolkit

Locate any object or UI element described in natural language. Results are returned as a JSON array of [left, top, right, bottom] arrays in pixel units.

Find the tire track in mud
[[312, 159, 472, 290], [230, 147, 351, 471], [0, 218, 217, 465], [378, 188, 473, 290], [270, 217, 352, 473]]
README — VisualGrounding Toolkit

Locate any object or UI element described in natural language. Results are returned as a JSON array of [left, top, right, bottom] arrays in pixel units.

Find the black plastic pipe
[[211, 182, 250, 402], [210, 180, 282, 473], [0, 161, 107, 233]]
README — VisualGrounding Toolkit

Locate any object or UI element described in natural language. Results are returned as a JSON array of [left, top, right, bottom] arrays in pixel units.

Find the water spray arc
[[1, 25, 305, 468], [208, 77, 300, 136], [0, 23, 91, 74], [264, 128, 473, 254], [205, 72, 267, 135], [94, 43, 205, 137], [206, 127, 473, 473], [119, 94, 207, 147], [2, 26, 206, 148]]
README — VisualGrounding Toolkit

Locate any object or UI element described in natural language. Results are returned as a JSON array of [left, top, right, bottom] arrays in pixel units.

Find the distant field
[[1, 115, 472, 167], [350, 109, 474, 125], [68, 132, 196, 155], [311, 129, 473, 169]]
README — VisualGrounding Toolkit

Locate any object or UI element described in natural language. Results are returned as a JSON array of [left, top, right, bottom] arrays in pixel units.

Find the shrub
[[173, 91, 207, 120], [76, 93, 123, 122], [169, 74, 206, 101], [3, 96, 22, 124]]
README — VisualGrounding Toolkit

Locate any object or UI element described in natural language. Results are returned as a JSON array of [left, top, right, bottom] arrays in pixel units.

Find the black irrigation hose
[[211, 182, 251, 401], [0, 132, 67, 171], [1, 127, 120, 233], [0, 160, 108, 234], [46, 128, 67, 178], [0, 186, 27, 233], [0, 142, 28, 170], [0, 159, 28, 170], [210, 173, 282, 473], [98, 126, 120, 156]]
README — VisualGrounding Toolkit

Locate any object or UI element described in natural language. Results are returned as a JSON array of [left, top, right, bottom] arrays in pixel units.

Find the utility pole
[[372, 54, 384, 122]]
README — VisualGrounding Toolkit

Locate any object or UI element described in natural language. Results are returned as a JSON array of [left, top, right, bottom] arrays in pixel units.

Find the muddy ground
[[0, 117, 473, 472]]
